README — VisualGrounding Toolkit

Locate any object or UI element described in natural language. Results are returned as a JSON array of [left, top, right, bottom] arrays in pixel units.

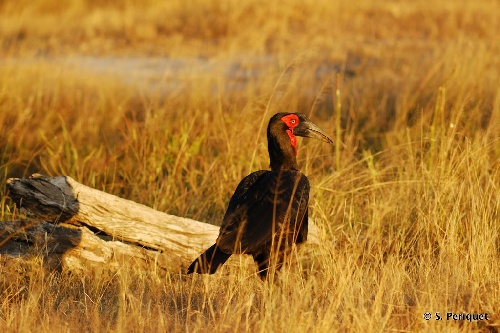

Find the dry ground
[[0, 0, 499, 332]]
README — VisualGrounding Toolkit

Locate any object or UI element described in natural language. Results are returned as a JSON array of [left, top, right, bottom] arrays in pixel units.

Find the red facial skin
[[280, 114, 300, 156]]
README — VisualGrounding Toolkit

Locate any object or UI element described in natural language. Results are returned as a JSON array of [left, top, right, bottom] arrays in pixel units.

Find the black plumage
[[187, 112, 333, 279]]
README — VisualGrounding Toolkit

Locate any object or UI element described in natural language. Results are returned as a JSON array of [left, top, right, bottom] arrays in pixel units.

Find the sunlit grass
[[0, 0, 499, 332]]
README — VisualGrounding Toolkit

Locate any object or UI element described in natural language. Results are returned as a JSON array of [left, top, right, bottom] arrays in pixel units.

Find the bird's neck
[[268, 132, 299, 171]]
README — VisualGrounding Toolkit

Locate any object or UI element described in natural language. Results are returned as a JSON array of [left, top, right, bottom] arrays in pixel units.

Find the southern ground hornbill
[[187, 112, 333, 279]]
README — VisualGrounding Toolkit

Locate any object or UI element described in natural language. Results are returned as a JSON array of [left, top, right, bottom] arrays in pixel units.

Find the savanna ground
[[0, 0, 499, 332]]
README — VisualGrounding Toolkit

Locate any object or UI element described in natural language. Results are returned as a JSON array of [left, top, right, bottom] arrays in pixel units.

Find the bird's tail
[[187, 244, 231, 274]]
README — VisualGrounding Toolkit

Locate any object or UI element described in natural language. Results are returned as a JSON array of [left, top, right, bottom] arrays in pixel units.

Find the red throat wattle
[[281, 114, 300, 156]]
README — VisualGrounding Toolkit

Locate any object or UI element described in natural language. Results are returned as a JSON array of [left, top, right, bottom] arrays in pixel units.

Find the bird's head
[[269, 113, 333, 156]]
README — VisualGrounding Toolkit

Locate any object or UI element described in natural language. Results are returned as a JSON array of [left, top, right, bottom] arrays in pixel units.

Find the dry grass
[[0, 0, 499, 332]]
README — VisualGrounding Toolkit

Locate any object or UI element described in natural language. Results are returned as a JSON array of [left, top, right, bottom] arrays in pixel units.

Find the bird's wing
[[216, 170, 309, 253], [224, 170, 269, 215]]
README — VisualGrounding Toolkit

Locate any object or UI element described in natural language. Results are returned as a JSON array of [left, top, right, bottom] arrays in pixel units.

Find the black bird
[[187, 112, 333, 279]]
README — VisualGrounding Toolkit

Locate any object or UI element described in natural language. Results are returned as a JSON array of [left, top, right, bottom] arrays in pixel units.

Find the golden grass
[[1, 0, 499, 332]]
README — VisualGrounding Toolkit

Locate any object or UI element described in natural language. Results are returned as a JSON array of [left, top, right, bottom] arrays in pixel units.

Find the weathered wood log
[[3, 174, 319, 272], [0, 220, 178, 271], [4, 174, 219, 264]]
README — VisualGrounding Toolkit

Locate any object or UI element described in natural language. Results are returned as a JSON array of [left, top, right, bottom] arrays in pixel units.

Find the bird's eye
[[291, 119, 296, 124]]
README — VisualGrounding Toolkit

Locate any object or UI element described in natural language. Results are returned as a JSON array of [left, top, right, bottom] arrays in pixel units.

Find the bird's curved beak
[[294, 118, 334, 145]]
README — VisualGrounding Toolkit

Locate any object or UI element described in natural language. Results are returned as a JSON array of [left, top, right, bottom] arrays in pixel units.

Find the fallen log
[[0, 219, 174, 271], [2, 174, 319, 272]]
